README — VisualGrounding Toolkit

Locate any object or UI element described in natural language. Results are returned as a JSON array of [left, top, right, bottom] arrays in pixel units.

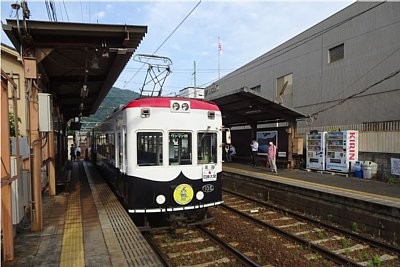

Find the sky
[[1, 0, 354, 96]]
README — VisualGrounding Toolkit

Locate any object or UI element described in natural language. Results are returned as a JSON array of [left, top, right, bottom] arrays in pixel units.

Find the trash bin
[[362, 161, 378, 179], [354, 161, 363, 178]]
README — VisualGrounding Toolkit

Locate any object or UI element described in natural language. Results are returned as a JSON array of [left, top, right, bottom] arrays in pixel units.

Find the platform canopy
[[209, 87, 307, 127], [2, 19, 147, 120]]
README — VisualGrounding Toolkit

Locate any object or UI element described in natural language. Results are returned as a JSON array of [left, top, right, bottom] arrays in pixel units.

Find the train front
[[124, 97, 224, 228]]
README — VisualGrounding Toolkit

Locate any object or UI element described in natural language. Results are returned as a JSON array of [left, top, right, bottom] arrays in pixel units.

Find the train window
[[137, 132, 163, 166], [169, 132, 192, 165], [198, 132, 217, 164], [118, 132, 122, 169]]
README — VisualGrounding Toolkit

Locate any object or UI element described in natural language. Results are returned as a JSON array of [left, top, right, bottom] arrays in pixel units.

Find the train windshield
[[169, 132, 192, 165], [137, 132, 163, 166], [198, 132, 217, 164]]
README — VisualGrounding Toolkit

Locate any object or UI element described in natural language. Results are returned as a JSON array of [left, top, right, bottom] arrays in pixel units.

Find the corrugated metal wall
[[297, 120, 400, 153]]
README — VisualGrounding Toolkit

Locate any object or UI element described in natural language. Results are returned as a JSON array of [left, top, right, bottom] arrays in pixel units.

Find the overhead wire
[[223, 2, 386, 80], [122, 0, 202, 90], [62, 0, 70, 22], [310, 68, 400, 118], [50, 0, 57, 21], [80, 0, 83, 23], [309, 45, 400, 118], [58, 1, 64, 21]]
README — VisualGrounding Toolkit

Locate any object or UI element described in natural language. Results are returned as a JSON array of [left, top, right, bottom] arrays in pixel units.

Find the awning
[[2, 19, 147, 120], [210, 87, 307, 127]]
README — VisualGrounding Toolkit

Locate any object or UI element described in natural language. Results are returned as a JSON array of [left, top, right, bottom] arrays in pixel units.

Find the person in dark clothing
[[70, 144, 76, 161]]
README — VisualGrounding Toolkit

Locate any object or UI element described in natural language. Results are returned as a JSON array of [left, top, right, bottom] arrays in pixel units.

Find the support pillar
[[287, 118, 296, 169], [29, 81, 43, 231], [250, 122, 257, 140], [1, 71, 14, 261], [49, 130, 56, 196]]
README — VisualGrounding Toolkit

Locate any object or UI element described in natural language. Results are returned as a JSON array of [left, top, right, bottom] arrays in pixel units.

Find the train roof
[[124, 97, 220, 111]]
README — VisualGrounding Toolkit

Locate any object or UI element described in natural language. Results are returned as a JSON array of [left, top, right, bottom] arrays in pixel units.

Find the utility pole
[[193, 60, 197, 98], [218, 37, 221, 80]]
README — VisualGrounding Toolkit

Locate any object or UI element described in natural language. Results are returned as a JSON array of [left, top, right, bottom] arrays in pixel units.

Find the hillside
[[82, 87, 140, 125]]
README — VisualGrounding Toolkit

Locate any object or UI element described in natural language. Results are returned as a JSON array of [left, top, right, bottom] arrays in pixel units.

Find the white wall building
[[179, 87, 205, 99]]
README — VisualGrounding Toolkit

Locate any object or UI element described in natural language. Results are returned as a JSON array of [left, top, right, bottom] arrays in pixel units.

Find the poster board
[[256, 130, 278, 155], [391, 158, 400, 176]]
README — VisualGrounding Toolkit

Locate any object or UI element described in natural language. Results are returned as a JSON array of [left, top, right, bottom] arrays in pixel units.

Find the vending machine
[[306, 132, 326, 170], [325, 130, 359, 173]]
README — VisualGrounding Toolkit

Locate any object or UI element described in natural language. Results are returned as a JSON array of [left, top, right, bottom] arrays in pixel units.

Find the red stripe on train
[[125, 97, 220, 111]]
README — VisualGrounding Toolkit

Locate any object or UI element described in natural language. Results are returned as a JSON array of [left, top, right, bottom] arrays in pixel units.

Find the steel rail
[[142, 232, 173, 267], [224, 188, 400, 254], [221, 203, 360, 267], [197, 225, 261, 267]]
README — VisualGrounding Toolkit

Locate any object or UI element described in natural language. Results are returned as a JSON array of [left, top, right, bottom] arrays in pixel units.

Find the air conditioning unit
[[38, 93, 52, 132]]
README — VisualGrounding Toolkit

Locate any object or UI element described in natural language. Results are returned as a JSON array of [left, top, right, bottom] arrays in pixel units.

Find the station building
[[205, 2, 400, 177]]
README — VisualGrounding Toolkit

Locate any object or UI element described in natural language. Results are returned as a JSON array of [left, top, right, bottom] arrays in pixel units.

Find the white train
[[89, 97, 228, 228]]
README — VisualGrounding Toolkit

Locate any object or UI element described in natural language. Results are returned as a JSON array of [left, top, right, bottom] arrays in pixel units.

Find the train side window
[[169, 132, 192, 166], [118, 132, 122, 169], [198, 132, 217, 164], [137, 132, 163, 166]]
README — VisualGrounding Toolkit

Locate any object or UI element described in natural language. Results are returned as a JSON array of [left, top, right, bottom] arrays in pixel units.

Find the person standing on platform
[[76, 146, 81, 161], [268, 141, 278, 174], [226, 144, 236, 162], [70, 144, 76, 161], [250, 139, 259, 166]]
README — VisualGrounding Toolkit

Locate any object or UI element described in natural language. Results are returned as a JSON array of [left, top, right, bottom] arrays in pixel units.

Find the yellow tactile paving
[[83, 162, 163, 267], [60, 182, 85, 267]]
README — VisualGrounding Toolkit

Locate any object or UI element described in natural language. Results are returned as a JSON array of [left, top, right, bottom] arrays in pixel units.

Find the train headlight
[[156, 195, 166, 205], [196, 191, 204, 200], [170, 100, 190, 112], [172, 102, 180, 111], [181, 102, 189, 111]]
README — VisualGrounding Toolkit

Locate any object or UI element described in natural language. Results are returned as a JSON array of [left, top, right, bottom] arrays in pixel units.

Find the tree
[[9, 112, 21, 137]]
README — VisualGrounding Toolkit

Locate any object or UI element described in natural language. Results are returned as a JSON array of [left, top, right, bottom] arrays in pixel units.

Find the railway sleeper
[[358, 254, 399, 267], [167, 245, 218, 258]]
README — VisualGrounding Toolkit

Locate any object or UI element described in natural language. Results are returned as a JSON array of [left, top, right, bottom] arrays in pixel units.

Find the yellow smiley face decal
[[173, 184, 194, 205]]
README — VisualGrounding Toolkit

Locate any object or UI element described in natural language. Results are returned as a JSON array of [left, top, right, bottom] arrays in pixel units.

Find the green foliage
[[81, 86, 140, 126], [369, 255, 382, 266], [351, 222, 359, 232], [361, 252, 370, 261], [9, 112, 21, 137], [384, 174, 398, 184], [317, 231, 324, 239], [341, 237, 350, 248]]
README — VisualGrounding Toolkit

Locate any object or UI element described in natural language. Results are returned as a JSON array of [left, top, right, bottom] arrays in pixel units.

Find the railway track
[[144, 226, 259, 267], [221, 189, 400, 267]]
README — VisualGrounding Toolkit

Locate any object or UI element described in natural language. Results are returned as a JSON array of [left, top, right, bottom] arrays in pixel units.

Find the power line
[[200, 2, 386, 89], [80, 0, 83, 23], [58, 1, 63, 21], [62, 0, 69, 22], [310, 68, 400, 119], [123, 0, 202, 90]]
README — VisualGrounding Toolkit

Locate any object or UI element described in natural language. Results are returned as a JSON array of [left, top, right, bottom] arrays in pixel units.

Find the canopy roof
[[3, 19, 147, 120], [210, 87, 307, 127]]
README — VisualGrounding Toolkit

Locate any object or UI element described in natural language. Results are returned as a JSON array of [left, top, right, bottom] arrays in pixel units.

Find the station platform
[[223, 162, 400, 207], [4, 161, 163, 267]]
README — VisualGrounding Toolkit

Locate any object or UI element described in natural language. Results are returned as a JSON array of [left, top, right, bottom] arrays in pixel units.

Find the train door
[[115, 131, 119, 169], [121, 127, 127, 173]]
